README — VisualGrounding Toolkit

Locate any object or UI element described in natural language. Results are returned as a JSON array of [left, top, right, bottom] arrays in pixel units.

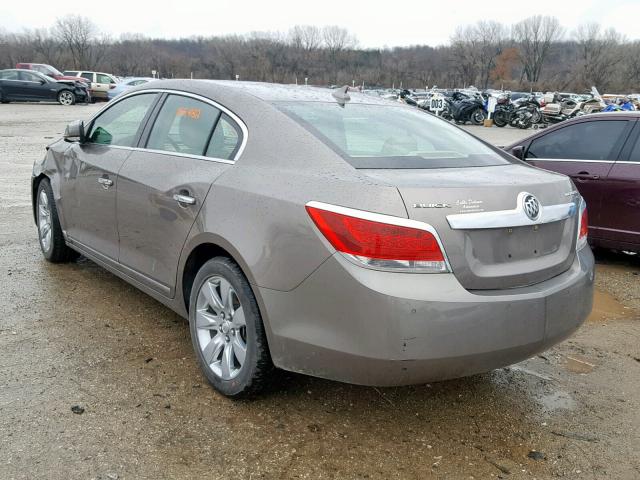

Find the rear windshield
[[278, 102, 513, 169]]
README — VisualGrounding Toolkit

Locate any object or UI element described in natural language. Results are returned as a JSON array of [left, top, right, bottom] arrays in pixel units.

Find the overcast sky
[[2, 0, 639, 47]]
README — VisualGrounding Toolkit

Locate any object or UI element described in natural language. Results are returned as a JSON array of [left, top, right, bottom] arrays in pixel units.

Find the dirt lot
[[1, 103, 639, 480]]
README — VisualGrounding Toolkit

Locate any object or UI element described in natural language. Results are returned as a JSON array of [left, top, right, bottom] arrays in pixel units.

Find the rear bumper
[[259, 248, 594, 386]]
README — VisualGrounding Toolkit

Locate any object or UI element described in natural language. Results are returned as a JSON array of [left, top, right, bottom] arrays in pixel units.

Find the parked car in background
[[0, 69, 89, 105], [32, 81, 593, 397], [16, 63, 89, 86], [506, 113, 640, 253], [63, 71, 118, 100], [107, 77, 155, 100]]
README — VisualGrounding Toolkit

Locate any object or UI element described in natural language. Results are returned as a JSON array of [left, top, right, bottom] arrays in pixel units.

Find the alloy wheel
[[195, 275, 247, 380], [59, 91, 74, 105], [38, 190, 52, 252]]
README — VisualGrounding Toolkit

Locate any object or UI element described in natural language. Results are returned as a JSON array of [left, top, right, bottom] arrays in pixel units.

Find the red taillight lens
[[579, 207, 588, 239], [577, 199, 588, 250], [306, 203, 448, 272]]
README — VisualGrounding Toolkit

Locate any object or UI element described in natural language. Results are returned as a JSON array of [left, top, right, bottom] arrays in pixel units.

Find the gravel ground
[[1, 102, 639, 480]]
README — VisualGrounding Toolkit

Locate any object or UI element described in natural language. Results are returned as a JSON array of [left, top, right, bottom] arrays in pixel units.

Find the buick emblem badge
[[523, 193, 541, 221]]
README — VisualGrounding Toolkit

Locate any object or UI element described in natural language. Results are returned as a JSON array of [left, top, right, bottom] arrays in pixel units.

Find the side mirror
[[64, 120, 85, 143], [39, 79, 46, 84], [511, 145, 526, 160]]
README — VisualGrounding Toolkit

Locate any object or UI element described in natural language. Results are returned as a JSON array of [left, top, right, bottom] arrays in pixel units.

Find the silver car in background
[[32, 81, 594, 397]]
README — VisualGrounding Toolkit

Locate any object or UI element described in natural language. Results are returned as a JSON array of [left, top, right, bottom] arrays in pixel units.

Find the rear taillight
[[577, 198, 588, 250], [305, 201, 449, 272]]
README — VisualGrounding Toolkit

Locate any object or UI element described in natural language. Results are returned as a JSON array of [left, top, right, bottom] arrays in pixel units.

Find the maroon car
[[16, 63, 89, 86], [506, 112, 640, 253]]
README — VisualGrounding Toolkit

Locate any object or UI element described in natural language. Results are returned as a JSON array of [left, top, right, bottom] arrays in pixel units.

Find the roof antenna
[[332, 85, 351, 106]]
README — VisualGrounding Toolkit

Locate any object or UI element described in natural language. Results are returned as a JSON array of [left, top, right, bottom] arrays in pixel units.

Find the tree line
[[1, 15, 639, 93]]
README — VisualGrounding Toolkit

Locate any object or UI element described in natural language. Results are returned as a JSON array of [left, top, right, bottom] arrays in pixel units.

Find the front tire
[[36, 179, 78, 263], [471, 108, 485, 125], [189, 257, 274, 398], [57, 90, 75, 106]]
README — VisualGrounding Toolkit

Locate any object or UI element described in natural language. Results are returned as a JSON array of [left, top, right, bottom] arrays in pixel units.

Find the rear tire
[[189, 257, 274, 398], [36, 179, 79, 263], [531, 110, 542, 124], [493, 111, 508, 127], [57, 90, 75, 106]]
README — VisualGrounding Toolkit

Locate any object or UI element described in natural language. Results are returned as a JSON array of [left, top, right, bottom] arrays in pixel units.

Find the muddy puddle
[[587, 288, 636, 322]]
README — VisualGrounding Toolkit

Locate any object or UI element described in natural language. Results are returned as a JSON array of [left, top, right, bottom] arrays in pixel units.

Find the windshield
[[278, 102, 513, 169]]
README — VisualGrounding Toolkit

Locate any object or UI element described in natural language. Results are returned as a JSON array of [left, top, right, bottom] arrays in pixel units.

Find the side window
[[81, 72, 94, 82], [0, 71, 19, 80], [527, 121, 628, 161], [205, 114, 242, 160], [86, 93, 157, 147], [19, 71, 40, 82], [147, 95, 221, 156], [97, 74, 114, 84], [35, 65, 53, 76], [628, 135, 640, 163]]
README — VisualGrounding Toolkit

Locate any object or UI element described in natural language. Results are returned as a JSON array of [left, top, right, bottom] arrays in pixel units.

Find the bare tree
[[513, 15, 564, 85], [289, 25, 322, 52], [3, 18, 640, 92], [450, 25, 480, 87], [573, 23, 623, 90], [322, 25, 357, 84], [450, 21, 507, 88], [54, 15, 104, 69]]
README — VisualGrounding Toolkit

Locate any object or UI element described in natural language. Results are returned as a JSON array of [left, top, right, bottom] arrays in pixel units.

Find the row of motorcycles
[[399, 87, 618, 129]]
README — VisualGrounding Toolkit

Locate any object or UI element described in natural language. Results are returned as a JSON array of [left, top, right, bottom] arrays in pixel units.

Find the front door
[[18, 71, 51, 100], [598, 123, 640, 248], [524, 118, 634, 237], [117, 93, 243, 296], [60, 92, 159, 260]]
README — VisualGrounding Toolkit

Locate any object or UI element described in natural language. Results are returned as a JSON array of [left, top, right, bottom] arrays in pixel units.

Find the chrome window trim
[[529, 158, 615, 164], [305, 200, 453, 273], [531, 158, 639, 165], [85, 88, 248, 163], [447, 192, 576, 230], [88, 144, 235, 165]]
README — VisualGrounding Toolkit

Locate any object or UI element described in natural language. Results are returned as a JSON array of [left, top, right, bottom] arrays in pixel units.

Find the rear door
[[116, 93, 243, 296], [0, 70, 22, 99], [61, 92, 159, 259], [524, 118, 634, 236], [597, 121, 640, 249]]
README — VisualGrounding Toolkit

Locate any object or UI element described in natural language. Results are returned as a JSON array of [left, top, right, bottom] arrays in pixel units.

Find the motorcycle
[[493, 94, 543, 129], [542, 87, 605, 124], [446, 91, 486, 125]]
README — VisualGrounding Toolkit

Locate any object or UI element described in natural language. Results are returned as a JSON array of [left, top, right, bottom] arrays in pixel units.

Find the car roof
[[134, 79, 395, 105], [505, 112, 640, 149], [2, 68, 43, 74]]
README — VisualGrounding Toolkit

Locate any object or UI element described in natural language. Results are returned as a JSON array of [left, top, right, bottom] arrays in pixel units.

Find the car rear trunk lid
[[361, 164, 580, 290]]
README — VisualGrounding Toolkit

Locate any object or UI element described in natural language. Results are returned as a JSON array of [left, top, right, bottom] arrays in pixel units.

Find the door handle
[[575, 171, 600, 181], [98, 177, 113, 189], [173, 193, 196, 206]]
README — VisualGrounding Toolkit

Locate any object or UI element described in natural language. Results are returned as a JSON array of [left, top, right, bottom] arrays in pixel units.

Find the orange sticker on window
[[176, 107, 201, 119]]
